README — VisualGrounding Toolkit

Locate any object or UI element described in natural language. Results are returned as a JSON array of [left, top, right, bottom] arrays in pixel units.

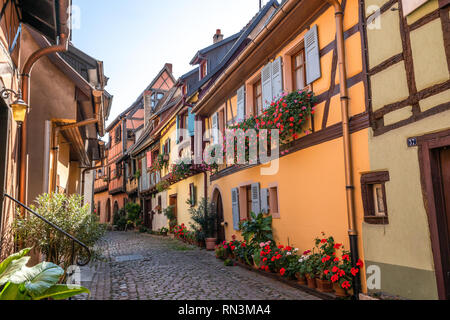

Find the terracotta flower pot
[[205, 238, 216, 251], [295, 273, 307, 285], [333, 282, 348, 297], [305, 274, 317, 289], [316, 278, 333, 293]]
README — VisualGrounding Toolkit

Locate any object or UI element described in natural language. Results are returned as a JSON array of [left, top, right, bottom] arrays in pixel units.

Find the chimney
[[165, 63, 173, 74], [213, 29, 223, 44], [143, 90, 152, 129]]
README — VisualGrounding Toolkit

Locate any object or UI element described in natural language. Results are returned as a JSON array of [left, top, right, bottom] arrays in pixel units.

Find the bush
[[13, 193, 106, 270], [188, 198, 216, 242], [125, 202, 141, 222]]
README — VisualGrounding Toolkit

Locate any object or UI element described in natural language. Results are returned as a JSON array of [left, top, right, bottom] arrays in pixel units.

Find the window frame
[[292, 47, 307, 92], [253, 79, 263, 116], [361, 171, 390, 225]]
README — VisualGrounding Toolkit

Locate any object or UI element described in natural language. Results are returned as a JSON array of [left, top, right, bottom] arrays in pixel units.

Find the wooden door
[[169, 194, 178, 225], [430, 146, 450, 299], [437, 147, 450, 299], [215, 192, 225, 244]]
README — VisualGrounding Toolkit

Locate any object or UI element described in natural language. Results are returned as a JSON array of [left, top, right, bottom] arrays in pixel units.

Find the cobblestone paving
[[76, 232, 320, 300]]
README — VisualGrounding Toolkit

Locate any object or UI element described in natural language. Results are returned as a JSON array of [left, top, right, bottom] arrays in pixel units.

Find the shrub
[[13, 193, 106, 270], [125, 202, 141, 223], [188, 198, 216, 242]]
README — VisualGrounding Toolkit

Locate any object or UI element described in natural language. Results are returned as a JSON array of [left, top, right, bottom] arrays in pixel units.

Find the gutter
[[323, 0, 360, 300], [18, 0, 71, 206]]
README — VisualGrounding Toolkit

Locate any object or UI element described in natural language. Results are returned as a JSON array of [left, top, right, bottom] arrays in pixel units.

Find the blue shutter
[[251, 183, 261, 216], [261, 63, 272, 109], [232, 188, 240, 230], [236, 86, 245, 122], [260, 188, 269, 214], [188, 108, 195, 136], [271, 57, 283, 99], [305, 25, 321, 84]]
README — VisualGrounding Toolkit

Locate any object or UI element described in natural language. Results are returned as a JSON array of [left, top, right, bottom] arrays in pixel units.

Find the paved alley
[[76, 232, 320, 301]]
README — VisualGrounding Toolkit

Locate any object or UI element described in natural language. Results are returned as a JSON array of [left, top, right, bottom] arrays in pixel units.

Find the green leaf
[[9, 262, 64, 297], [0, 257, 31, 286], [0, 282, 30, 300], [0, 248, 31, 277], [34, 284, 90, 300]]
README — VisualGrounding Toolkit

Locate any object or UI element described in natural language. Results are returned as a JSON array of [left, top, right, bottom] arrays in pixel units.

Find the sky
[[72, 0, 270, 126]]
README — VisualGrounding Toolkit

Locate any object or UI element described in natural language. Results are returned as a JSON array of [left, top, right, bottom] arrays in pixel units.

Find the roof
[[188, 0, 279, 99], [106, 64, 175, 132], [189, 32, 241, 65], [60, 44, 100, 84], [18, 0, 72, 42]]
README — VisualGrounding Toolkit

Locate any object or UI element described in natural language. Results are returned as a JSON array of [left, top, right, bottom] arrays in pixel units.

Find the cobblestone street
[[76, 232, 320, 300]]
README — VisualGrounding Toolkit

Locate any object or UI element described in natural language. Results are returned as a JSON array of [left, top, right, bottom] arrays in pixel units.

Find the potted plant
[[188, 198, 216, 251], [328, 249, 363, 297], [160, 227, 169, 236], [215, 244, 226, 259], [315, 234, 337, 293]]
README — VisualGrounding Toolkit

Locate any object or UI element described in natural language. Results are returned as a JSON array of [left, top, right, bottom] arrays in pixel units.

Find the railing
[[3, 193, 91, 267]]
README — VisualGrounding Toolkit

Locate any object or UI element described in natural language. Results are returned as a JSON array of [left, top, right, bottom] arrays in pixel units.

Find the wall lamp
[[1, 89, 29, 124]]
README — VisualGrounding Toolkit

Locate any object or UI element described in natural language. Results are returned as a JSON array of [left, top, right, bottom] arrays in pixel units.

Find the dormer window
[[200, 61, 207, 80], [151, 92, 165, 109]]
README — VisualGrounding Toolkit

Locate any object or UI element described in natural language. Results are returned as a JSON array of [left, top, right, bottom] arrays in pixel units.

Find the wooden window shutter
[[261, 62, 273, 109], [188, 108, 195, 136], [260, 188, 269, 214], [231, 188, 240, 230], [167, 138, 171, 153], [251, 183, 261, 215], [146, 151, 152, 168], [236, 85, 246, 122], [305, 25, 321, 84], [212, 113, 219, 144], [271, 57, 283, 100]]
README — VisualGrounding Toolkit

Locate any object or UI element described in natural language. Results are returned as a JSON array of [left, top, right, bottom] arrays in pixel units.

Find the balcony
[[94, 177, 108, 193], [126, 177, 139, 194]]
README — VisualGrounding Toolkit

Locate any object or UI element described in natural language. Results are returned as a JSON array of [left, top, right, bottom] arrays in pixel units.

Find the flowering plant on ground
[[173, 224, 188, 241], [314, 233, 339, 280], [215, 244, 226, 259], [278, 245, 299, 278], [325, 249, 364, 291]]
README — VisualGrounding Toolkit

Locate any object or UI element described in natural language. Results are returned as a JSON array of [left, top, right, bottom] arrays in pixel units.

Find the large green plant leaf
[[0, 257, 31, 286], [34, 284, 90, 300], [9, 262, 64, 297], [0, 282, 30, 300], [0, 248, 31, 277]]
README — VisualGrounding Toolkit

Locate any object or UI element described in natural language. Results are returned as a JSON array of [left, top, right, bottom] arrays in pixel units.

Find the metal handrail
[[3, 193, 91, 266]]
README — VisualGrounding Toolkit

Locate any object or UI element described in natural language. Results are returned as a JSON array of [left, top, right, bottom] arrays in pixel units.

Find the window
[[200, 61, 207, 79], [97, 201, 101, 217], [246, 186, 252, 220], [151, 92, 165, 109], [189, 183, 196, 207], [361, 171, 390, 224], [157, 195, 162, 213], [292, 48, 306, 91], [253, 79, 263, 116], [269, 186, 279, 218], [115, 125, 121, 144]]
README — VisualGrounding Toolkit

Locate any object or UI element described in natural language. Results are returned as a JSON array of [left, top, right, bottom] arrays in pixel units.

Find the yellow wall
[[212, 129, 369, 262], [168, 173, 206, 228]]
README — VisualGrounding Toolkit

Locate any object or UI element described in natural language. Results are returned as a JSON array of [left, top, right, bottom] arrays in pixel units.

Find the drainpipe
[[18, 0, 70, 206], [323, 0, 360, 299]]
